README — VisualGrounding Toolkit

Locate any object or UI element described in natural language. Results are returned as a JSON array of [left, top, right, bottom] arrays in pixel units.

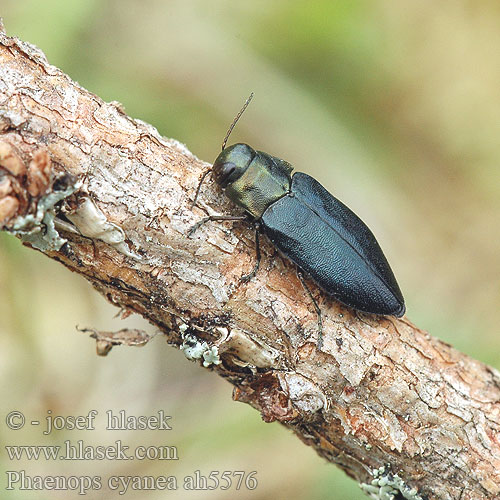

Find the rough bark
[[1, 25, 499, 500]]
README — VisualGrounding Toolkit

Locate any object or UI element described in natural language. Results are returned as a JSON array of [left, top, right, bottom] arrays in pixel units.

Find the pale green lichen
[[11, 183, 78, 251], [180, 334, 209, 361], [180, 334, 221, 367], [202, 346, 221, 367], [360, 466, 423, 500]]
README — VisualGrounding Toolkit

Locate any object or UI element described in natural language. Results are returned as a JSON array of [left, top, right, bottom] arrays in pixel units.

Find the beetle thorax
[[212, 144, 292, 219], [226, 162, 290, 219], [225, 152, 291, 219]]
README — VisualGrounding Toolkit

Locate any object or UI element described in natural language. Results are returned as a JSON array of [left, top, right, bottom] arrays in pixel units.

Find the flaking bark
[[1, 26, 499, 500]]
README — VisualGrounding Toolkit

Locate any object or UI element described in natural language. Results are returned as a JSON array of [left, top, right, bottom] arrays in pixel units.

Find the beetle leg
[[297, 270, 324, 350], [240, 224, 261, 283], [191, 169, 212, 208], [187, 215, 248, 237]]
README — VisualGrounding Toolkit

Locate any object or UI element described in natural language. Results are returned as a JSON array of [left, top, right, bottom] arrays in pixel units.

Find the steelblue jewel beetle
[[189, 94, 405, 338]]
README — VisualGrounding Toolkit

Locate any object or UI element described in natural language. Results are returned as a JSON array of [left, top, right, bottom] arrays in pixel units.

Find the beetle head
[[212, 143, 255, 188]]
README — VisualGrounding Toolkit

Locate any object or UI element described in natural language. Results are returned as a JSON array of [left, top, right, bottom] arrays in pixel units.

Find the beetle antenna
[[192, 93, 254, 208], [221, 92, 254, 151]]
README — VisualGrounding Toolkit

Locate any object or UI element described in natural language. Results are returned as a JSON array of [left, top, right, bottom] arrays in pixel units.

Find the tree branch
[[1, 26, 499, 500]]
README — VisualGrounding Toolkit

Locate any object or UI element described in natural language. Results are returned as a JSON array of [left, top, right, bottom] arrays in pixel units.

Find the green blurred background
[[1, 1, 499, 499]]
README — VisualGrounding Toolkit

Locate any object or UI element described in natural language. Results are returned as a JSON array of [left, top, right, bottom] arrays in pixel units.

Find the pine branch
[[1, 25, 499, 500]]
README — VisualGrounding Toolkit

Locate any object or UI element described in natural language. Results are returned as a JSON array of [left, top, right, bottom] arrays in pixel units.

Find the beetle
[[189, 94, 405, 341]]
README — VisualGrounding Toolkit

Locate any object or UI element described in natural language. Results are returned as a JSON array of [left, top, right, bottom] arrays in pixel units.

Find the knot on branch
[[0, 141, 78, 250]]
